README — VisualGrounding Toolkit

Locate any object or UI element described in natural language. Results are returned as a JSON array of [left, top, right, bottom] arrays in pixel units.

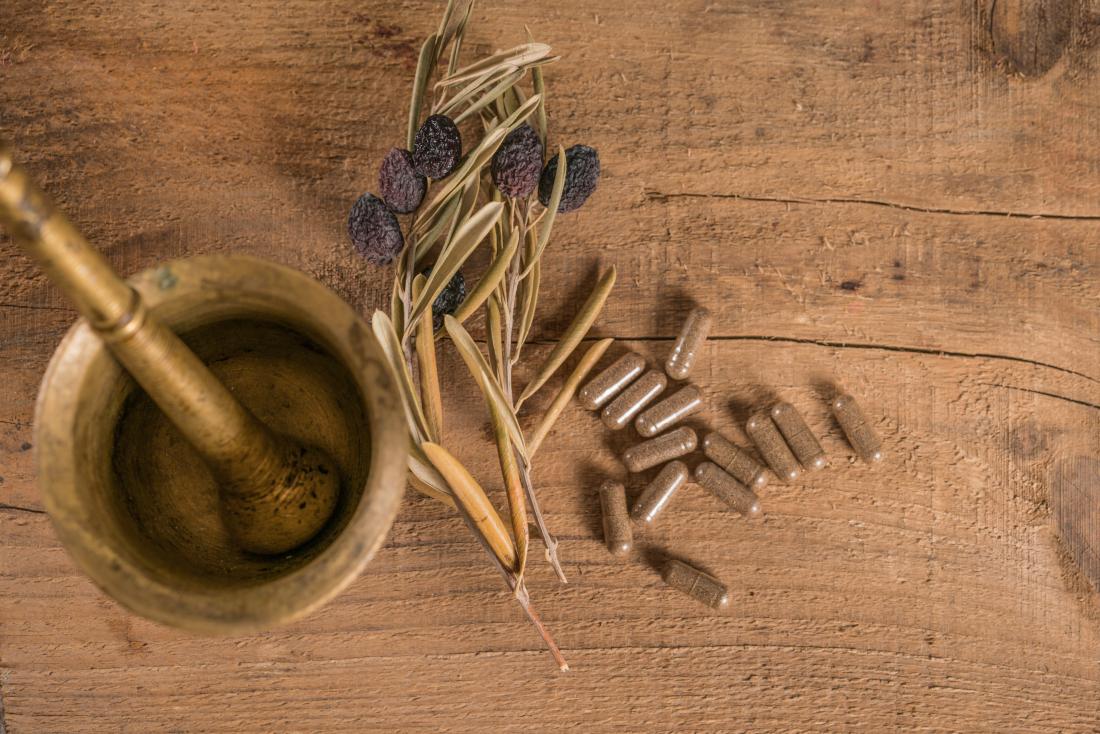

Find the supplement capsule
[[622, 426, 698, 473], [831, 393, 884, 463], [598, 480, 633, 556], [578, 351, 646, 411], [702, 432, 769, 489], [770, 401, 827, 471], [693, 462, 762, 518], [635, 384, 704, 437], [630, 460, 689, 525], [745, 412, 801, 482], [601, 370, 667, 430], [662, 558, 729, 610], [665, 306, 713, 381]]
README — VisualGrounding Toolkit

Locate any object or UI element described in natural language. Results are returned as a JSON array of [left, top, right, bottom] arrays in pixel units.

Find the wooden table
[[2, 1, 1099, 731]]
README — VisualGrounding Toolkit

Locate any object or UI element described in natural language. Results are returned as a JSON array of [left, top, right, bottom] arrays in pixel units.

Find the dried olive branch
[[353, 0, 606, 670]]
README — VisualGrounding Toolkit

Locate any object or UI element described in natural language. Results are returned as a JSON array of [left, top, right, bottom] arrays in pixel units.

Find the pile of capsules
[[577, 307, 884, 610]]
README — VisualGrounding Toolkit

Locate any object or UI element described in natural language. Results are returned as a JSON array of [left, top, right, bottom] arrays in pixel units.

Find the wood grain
[[2, 0, 1100, 731]]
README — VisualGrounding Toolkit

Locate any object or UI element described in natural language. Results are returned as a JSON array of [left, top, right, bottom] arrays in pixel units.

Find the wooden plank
[[2, 0, 1099, 730]]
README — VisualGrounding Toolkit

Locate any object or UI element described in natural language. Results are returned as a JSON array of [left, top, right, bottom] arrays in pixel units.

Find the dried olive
[[538, 144, 600, 213], [347, 193, 404, 265], [412, 115, 462, 179], [491, 124, 543, 198], [378, 148, 426, 214]]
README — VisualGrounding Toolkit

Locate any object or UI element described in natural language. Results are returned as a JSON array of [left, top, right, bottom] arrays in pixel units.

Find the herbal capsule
[[635, 384, 704, 437], [602, 370, 667, 430], [630, 460, 689, 525], [662, 558, 729, 610], [598, 480, 633, 556], [666, 306, 713, 381], [831, 393, 884, 463], [693, 462, 762, 518], [770, 402, 827, 471], [701, 432, 769, 489], [745, 412, 801, 482], [578, 352, 646, 411], [622, 426, 698, 473]]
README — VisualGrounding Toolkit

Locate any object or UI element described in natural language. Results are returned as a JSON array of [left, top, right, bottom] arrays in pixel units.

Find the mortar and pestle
[[0, 142, 408, 633]]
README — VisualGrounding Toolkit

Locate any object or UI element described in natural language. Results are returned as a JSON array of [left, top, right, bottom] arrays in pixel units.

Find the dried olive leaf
[[414, 193, 462, 262], [423, 442, 517, 570], [444, 315, 529, 462], [438, 65, 516, 117], [407, 33, 439, 151], [408, 445, 456, 507], [452, 227, 519, 326], [525, 27, 549, 143], [486, 294, 505, 381], [514, 231, 540, 360], [409, 200, 502, 328], [453, 69, 524, 124], [520, 144, 566, 278], [440, 43, 551, 87], [448, 174, 482, 247], [447, 0, 474, 75], [413, 275, 444, 441], [529, 337, 613, 454], [516, 266, 616, 407], [371, 311, 432, 442], [490, 400, 528, 578], [434, 0, 458, 58]]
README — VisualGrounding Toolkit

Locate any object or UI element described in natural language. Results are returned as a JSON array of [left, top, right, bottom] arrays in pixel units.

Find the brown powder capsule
[[693, 462, 762, 518], [578, 352, 646, 411], [665, 306, 713, 381], [622, 426, 698, 473], [630, 460, 689, 525], [831, 393, 884, 463], [745, 412, 801, 482], [770, 401, 827, 471], [601, 370, 667, 430], [701, 432, 769, 490], [662, 558, 729, 610], [635, 384, 704, 438], [598, 480, 634, 556]]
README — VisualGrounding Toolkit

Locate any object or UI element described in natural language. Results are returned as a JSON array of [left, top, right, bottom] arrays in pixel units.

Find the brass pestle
[[0, 143, 340, 555]]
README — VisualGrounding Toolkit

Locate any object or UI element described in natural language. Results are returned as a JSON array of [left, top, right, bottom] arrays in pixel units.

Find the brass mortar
[[2, 144, 408, 634]]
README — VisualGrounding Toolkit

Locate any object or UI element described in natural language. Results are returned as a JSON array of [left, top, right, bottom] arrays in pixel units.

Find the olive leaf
[[519, 144, 566, 279], [413, 275, 444, 442], [490, 401, 528, 578], [516, 266, 616, 408], [440, 43, 552, 87], [371, 311, 432, 442], [408, 445, 455, 507], [438, 64, 517, 117], [453, 68, 525, 124], [514, 248, 540, 360], [407, 34, 439, 150], [486, 295, 505, 381], [409, 200, 502, 328], [529, 338, 612, 454], [452, 227, 519, 326], [423, 442, 517, 571], [526, 27, 549, 143], [447, 0, 473, 75], [444, 315, 528, 461]]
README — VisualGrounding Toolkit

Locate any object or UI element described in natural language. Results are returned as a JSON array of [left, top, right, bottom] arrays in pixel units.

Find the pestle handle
[[0, 142, 339, 554]]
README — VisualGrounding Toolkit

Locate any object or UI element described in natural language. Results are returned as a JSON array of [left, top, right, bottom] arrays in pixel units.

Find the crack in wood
[[523, 334, 1100, 385], [981, 383, 1100, 412], [0, 502, 45, 515], [645, 190, 1100, 222]]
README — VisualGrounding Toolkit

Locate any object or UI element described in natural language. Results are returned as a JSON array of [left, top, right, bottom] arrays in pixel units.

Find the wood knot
[[988, 0, 1077, 77], [1052, 456, 1100, 594]]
